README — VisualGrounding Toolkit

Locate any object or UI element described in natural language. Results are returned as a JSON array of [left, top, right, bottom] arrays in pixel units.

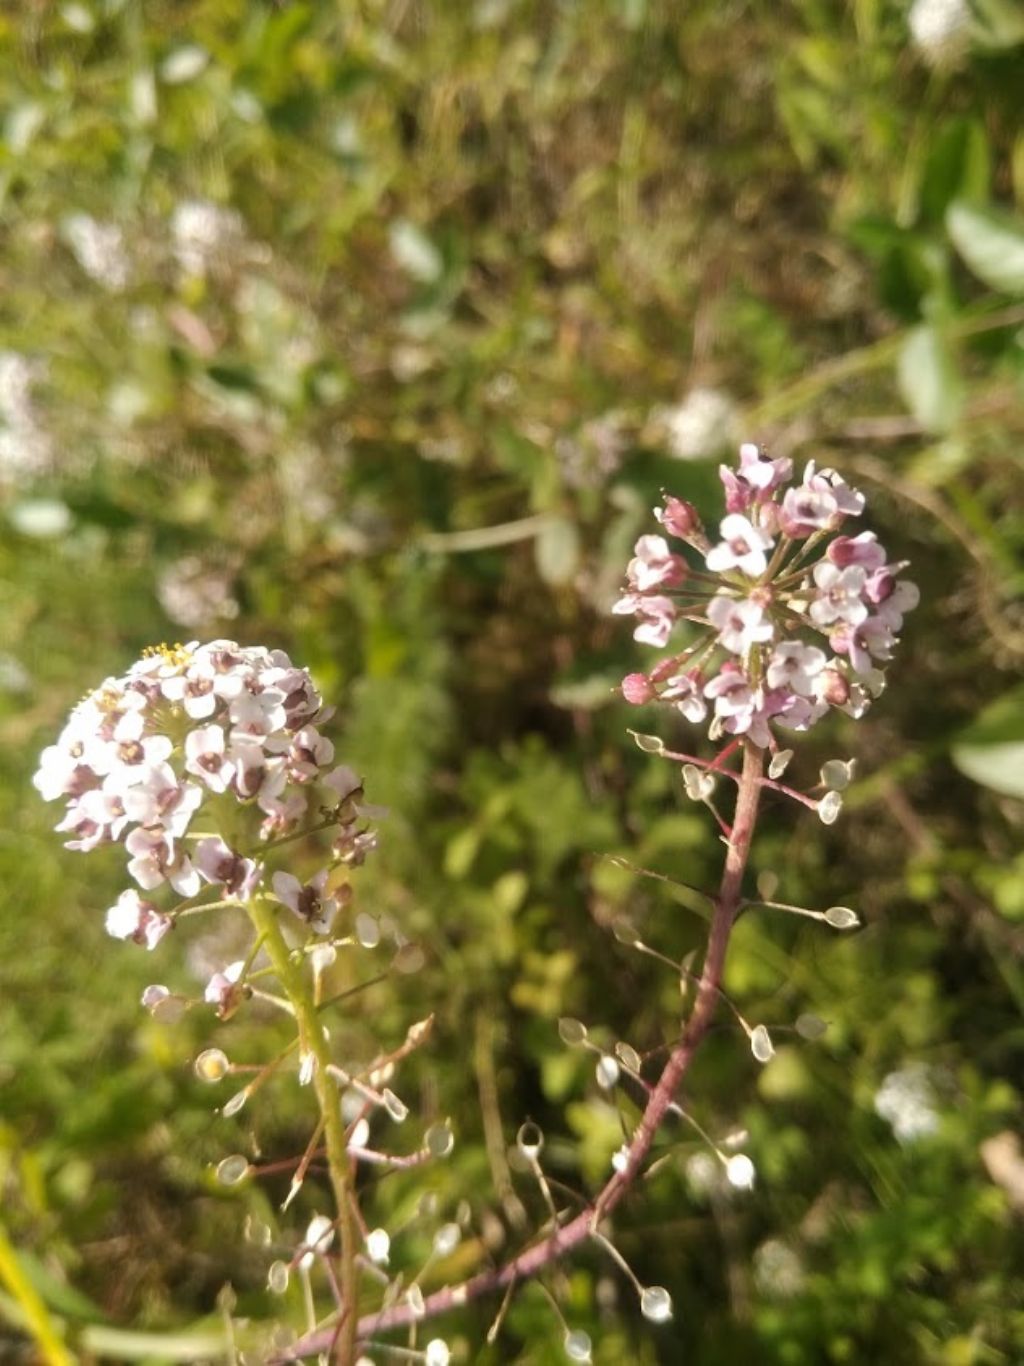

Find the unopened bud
[[621, 673, 655, 705], [818, 669, 850, 707], [656, 494, 703, 542]]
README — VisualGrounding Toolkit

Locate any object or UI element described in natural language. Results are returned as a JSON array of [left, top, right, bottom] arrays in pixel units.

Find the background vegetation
[[2, 1, 1023, 1361]]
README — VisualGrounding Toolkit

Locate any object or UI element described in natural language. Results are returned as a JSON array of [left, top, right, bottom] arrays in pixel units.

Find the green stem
[[248, 898, 360, 1365], [0, 1221, 72, 1366]]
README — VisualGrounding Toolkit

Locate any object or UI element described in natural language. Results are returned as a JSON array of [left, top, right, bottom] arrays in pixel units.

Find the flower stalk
[[248, 895, 361, 1364], [283, 741, 765, 1358]]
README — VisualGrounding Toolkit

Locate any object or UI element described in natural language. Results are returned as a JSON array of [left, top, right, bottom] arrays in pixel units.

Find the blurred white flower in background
[[658, 386, 738, 460], [874, 1062, 940, 1143], [0, 352, 53, 482], [172, 199, 246, 277], [157, 555, 240, 631], [908, 0, 971, 67], [63, 214, 130, 290], [753, 1239, 805, 1297]]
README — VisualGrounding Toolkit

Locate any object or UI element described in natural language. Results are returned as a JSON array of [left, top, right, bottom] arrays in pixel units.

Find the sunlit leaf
[[897, 325, 964, 433], [947, 200, 1024, 295]]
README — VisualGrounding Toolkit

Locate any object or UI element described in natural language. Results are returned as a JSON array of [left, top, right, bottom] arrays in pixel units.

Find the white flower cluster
[[0, 352, 53, 482], [660, 385, 738, 461], [908, 0, 971, 67], [34, 641, 370, 950], [62, 213, 131, 291], [874, 1063, 940, 1144], [616, 444, 919, 749], [171, 199, 247, 277]]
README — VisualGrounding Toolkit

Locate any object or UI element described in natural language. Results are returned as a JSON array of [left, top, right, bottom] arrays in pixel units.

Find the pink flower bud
[[863, 568, 896, 604], [827, 532, 886, 571], [621, 673, 655, 704], [656, 495, 704, 541], [817, 668, 850, 706], [650, 655, 684, 684], [719, 466, 752, 514]]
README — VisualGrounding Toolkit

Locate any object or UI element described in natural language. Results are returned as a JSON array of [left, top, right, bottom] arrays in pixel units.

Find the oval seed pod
[[267, 1260, 290, 1294], [425, 1121, 454, 1158], [595, 1055, 620, 1090], [614, 1041, 642, 1074], [824, 905, 859, 929], [433, 1222, 461, 1257], [220, 1087, 248, 1117], [564, 1328, 593, 1362], [215, 1154, 249, 1186], [750, 1024, 775, 1064], [382, 1088, 408, 1122], [194, 1048, 229, 1083], [725, 1153, 756, 1189], [640, 1286, 673, 1323], [516, 1121, 544, 1160], [796, 1013, 828, 1039], [769, 749, 793, 779]]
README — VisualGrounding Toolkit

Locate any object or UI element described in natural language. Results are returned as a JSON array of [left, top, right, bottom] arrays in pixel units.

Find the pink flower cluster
[[34, 641, 369, 950], [615, 444, 918, 749]]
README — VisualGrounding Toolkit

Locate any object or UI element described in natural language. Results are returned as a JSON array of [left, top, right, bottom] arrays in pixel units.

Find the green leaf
[[947, 200, 1024, 295], [389, 220, 443, 283], [534, 516, 581, 586], [920, 118, 990, 223], [79, 1323, 232, 1361], [13, 1250, 104, 1323], [952, 686, 1024, 798], [897, 325, 963, 433]]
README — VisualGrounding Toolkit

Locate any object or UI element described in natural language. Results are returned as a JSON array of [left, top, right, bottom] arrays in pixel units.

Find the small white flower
[[705, 513, 774, 577], [125, 827, 199, 896], [105, 889, 172, 950], [184, 724, 234, 793], [779, 483, 838, 538], [809, 563, 869, 628], [613, 592, 678, 648], [660, 671, 708, 723], [119, 765, 202, 835], [288, 725, 335, 781], [160, 664, 218, 718], [323, 765, 361, 802], [194, 837, 261, 899], [704, 666, 755, 721], [766, 640, 827, 696], [737, 441, 792, 492], [707, 594, 775, 654], [205, 960, 246, 1017], [228, 686, 287, 738], [874, 578, 920, 631], [272, 870, 341, 935]]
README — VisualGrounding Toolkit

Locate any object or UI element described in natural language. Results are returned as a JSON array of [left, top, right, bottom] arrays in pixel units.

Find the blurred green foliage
[[1, 1, 1023, 1362]]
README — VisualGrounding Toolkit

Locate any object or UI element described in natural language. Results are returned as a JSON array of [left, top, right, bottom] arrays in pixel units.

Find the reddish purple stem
[[280, 742, 765, 1362]]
